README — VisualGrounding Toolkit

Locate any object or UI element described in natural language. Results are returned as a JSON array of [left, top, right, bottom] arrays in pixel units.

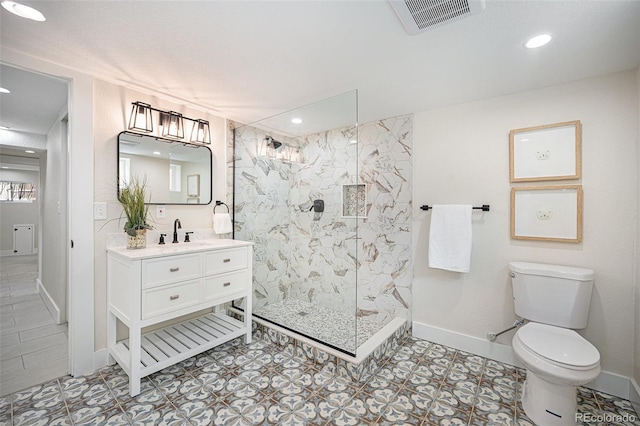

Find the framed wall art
[[509, 120, 581, 182], [510, 185, 583, 243]]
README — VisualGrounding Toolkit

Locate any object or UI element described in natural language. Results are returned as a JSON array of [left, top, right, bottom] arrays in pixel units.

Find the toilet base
[[522, 371, 578, 426]]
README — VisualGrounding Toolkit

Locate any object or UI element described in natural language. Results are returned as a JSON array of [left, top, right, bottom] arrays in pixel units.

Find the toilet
[[510, 262, 601, 426]]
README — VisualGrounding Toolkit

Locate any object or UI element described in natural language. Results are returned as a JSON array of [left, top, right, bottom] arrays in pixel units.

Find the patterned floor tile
[[10, 379, 64, 417], [4, 333, 639, 426], [424, 407, 471, 425], [266, 394, 321, 426], [68, 404, 128, 426], [304, 391, 360, 426], [213, 396, 269, 425], [12, 406, 71, 426]]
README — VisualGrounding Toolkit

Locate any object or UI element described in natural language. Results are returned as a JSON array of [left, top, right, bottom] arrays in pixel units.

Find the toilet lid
[[517, 323, 600, 368]]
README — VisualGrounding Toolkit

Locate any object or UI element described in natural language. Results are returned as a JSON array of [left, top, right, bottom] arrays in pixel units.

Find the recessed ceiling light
[[1, 166, 9, 169], [291, 118, 302, 124], [1, 1, 46, 21], [25, 150, 35, 154], [525, 34, 552, 49], [153, 151, 161, 155], [0, 87, 10, 94]]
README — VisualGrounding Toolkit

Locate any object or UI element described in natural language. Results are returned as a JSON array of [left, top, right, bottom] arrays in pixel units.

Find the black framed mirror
[[118, 131, 212, 205]]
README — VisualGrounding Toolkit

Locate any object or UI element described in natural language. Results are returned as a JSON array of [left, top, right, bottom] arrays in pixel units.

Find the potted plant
[[119, 175, 152, 249]]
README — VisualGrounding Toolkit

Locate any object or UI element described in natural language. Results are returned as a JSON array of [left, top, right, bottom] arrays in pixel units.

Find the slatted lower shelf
[[111, 312, 247, 377]]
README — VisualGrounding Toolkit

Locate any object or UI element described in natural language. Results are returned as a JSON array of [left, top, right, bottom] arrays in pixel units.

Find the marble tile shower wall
[[229, 114, 413, 328], [231, 124, 297, 311], [354, 116, 413, 325], [287, 127, 359, 317]]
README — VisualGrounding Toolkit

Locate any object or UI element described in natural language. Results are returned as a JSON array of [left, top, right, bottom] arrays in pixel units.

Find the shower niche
[[342, 184, 367, 218]]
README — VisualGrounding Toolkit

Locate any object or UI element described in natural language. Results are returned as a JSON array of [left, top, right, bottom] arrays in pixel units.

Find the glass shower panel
[[233, 91, 359, 355]]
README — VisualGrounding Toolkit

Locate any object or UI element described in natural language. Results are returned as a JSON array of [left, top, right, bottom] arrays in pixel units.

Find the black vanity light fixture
[[128, 102, 153, 133], [160, 111, 184, 139], [191, 119, 211, 144], [127, 101, 211, 144]]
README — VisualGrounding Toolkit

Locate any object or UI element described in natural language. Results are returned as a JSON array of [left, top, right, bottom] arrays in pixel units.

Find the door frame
[[1, 48, 95, 376]]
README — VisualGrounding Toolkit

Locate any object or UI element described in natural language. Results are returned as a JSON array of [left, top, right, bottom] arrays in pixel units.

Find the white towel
[[213, 213, 233, 234], [428, 205, 472, 273]]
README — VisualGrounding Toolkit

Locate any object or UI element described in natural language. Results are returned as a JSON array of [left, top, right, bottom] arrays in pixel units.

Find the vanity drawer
[[204, 247, 248, 276], [142, 279, 200, 319], [142, 254, 201, 289], [203, 270, 248, 302]]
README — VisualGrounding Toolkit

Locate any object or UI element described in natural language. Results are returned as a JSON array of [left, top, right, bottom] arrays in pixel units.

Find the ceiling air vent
[[389, 0, 485, 34]]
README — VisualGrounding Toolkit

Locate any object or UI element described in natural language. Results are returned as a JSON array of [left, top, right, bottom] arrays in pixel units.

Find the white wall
[[93, 79, 227, 351], [0, 130, 46, 151], [413, 70, 638, 378], [635, 66, 640, 392], [40, 116, 68, 322]]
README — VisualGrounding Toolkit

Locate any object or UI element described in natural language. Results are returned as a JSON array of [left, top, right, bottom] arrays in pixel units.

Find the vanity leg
[[129, 328, 141, 396], [107, 311, 116, 366], [245, 295, 252, 344]]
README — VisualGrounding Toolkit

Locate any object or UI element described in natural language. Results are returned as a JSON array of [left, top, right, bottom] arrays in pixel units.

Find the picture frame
[[187, 174, 200, 197], [509, 120, 581, 182], [510, 185, 583, 243]]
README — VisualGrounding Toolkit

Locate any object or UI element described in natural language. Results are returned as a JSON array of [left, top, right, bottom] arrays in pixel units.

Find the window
[[119, 158, 131, 187], [0, 181, 36, 202], [169, 163, 181, 192]]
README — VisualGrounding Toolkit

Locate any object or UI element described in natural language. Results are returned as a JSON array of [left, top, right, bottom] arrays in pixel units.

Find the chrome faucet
[[172, 219, 181, 243]]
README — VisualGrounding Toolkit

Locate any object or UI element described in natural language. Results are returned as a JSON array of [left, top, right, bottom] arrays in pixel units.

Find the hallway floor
[[1, 332, 637, 425], [0, 255, 68, 397]]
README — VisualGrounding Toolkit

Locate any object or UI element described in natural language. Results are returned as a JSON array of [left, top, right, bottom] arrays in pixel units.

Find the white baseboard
[[412, 321, 522, 367], [94, 348, 108, 371], [0, 248, 38, 257], [37, 278, 61, 324], [412, 321, 635, 402], [630, 378, 640, 415]]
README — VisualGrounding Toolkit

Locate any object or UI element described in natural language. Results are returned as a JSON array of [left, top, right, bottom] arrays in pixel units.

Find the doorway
[[0, 65, 69, 395]]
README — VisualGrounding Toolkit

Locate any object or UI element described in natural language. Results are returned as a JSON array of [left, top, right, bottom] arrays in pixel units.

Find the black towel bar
[[420, 204, 490, 212]]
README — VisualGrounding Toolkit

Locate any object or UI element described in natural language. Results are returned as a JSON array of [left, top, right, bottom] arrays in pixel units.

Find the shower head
[[264, 136, 282, 149]]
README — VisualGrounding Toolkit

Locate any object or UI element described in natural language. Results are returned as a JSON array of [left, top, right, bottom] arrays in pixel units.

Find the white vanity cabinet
[[106, 240, 253, 396]]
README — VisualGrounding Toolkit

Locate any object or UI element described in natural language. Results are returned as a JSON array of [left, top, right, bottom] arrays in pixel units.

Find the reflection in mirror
[[118, 131, 212, 205]]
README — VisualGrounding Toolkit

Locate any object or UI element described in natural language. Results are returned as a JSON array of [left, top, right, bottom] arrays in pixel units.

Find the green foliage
[[119, 175, 152, 236]]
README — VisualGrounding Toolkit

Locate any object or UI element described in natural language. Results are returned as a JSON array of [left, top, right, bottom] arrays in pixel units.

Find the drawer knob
[[170, 267, 180, 272], [223, 282, 231, 287], [170, 295, 180, 300], [223, 259, 231, 263]]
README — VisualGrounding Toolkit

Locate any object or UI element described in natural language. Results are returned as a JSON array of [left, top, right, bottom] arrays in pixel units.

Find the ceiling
[[0, 64, 67, 134], [0, 0, 639, 136]]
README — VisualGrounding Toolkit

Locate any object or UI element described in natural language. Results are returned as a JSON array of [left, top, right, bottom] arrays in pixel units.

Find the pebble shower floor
[[1, 333, 638, 425]]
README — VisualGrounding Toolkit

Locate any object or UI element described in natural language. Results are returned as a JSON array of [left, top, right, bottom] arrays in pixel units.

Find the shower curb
[[228, 308, 411, 383]]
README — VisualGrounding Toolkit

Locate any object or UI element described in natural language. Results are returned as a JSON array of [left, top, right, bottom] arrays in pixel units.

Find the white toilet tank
[[510, 262, 595, 329]]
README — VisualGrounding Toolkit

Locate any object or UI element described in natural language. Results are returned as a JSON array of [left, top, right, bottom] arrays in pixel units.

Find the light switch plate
[[94, 202, 107, 220]]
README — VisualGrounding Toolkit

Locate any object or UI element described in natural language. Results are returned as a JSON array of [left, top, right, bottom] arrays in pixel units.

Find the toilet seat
[[516, 323, 600, 370]]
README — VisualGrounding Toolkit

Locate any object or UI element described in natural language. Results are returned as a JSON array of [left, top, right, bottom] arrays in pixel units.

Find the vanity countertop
[[107, 238, 253, 260]]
